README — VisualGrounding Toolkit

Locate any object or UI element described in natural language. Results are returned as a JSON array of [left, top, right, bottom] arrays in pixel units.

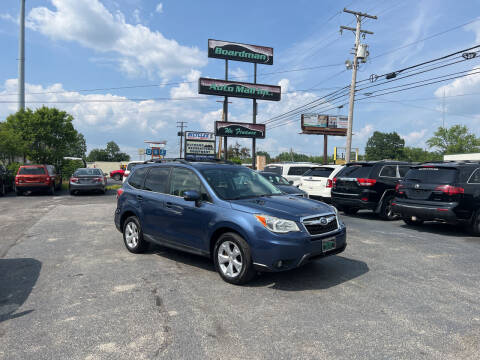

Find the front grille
[[302, 215, 339, 236]]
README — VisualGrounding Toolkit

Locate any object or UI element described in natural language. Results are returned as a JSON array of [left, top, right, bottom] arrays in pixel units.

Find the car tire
[[469, 210, 480, 236], [113, 174, 121, 181], [70, 189, 75, 196], [343, 207, 358, 215], [379, 195, 397, 221], [403, 217, 424, 226], [213, 232, 255, 285], [123, 216, 148, 253]]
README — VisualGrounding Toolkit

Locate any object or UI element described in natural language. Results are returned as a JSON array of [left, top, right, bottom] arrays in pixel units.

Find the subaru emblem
[[320, 217, 328, 225], [415, 184, 420, 189]]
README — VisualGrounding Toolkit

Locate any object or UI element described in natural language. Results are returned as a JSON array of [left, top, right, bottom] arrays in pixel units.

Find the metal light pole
[[18, 0, 26, 111]]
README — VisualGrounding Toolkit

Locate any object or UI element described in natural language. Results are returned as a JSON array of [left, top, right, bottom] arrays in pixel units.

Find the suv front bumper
[[252, 226, 347, 272]]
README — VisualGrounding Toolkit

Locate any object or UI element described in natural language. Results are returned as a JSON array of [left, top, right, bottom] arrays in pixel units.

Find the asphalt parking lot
[[1, 190, 479, 359]]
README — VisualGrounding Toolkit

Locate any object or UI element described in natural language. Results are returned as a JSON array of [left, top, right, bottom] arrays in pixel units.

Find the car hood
[[230, 195, 333, 219], [276, 185, 305, 195]]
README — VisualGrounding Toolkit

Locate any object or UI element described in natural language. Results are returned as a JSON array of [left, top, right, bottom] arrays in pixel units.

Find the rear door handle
[[137, 195, 144, 201]]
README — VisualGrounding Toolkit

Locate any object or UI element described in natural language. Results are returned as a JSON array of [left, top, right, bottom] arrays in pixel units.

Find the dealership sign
[[199, 78, 281, 101], [208, 39, 273, 65], [184, 131, 216, 161], [215, 121, 265, 139]]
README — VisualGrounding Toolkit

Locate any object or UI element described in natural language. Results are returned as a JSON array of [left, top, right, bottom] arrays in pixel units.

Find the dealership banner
[[208, 39, 273, 65], [198, 78, 281, 101], [184, 131, 216, 161], [215, 121, 266, 139]]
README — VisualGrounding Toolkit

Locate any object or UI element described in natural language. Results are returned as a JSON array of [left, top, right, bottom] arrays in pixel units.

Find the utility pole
[[252, 63, 257, 169], [223, 59, 229, 160], [18, 0, 26, 111], [340, 8, 377, 163], [177, 121, 187, 158]]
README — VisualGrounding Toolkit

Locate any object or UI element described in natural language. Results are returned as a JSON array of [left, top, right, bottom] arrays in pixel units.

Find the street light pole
[[18, 0, 25, 111]]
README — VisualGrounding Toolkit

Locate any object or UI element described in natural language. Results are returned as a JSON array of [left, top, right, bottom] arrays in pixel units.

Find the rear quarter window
[[468, 168, 480, 184], [128, 167, 148, 189], [287, 166, 312, 176], [379, 165, 397, 178], [405, 167, 458, 184], [303, 167, 334, 177]]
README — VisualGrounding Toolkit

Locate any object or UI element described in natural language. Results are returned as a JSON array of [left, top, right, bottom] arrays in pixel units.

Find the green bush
[[6, 162, 21, 175], [61, 159, 84, 179]]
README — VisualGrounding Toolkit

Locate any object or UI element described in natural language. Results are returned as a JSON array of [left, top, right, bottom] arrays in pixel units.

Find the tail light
[[434, 185, 464, 195], [326, 179, 333, 188], [116, 188, 124, 199], [94, 177, 103, 183], [357, 178, 376, 186], [70, 177, 79, 183], [332, 178, 337, 188], [395, 183, 404, 194]]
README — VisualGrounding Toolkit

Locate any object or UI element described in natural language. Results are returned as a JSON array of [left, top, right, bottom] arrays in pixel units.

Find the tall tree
[[5, 107, 82, 165], [426, 125, 480, 154], [87, 141, 130, 162], [365, 131, 405, 161]]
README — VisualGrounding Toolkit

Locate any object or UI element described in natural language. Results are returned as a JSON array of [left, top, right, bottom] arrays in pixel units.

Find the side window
[[288, 167, 310, 176], [264, 166, 283, 175], [128, 167, 148, 189], [379, 165, 396, 178], [144, 167, 170, 193], [398, 166, 410, 178], [468, 168, 480, 184], [169, 168, 210, 201]]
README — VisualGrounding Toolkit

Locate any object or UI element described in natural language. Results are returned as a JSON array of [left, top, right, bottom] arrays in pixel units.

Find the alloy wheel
[[125, 222, 139, 248], [217, 241, 243, 278]]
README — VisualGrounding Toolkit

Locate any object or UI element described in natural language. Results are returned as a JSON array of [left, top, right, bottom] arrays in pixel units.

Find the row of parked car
[[261, 160, 480, 235], [0, 164, 109, 196]]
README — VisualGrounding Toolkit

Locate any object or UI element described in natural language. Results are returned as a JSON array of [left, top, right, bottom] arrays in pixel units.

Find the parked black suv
[[331, 161, 411, 220], [0, 165, 14, 196], [392, 161, 480, 234]]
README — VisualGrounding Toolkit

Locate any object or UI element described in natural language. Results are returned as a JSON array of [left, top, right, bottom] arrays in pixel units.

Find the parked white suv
[[263, 162, 320, 186], [298, 165, 344, 201], [122, 161, 145, 183]]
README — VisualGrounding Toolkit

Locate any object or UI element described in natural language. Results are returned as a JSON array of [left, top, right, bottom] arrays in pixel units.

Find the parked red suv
[[15, 165, 62, 195]]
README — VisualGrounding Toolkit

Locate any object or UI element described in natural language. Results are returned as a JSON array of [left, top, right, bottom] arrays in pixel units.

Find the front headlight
[[330, 206, 338, 215], [254, 214, 300, 233]]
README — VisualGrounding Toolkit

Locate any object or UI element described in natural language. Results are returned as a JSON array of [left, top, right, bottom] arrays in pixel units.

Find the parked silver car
[[69, 168, 107, 195]]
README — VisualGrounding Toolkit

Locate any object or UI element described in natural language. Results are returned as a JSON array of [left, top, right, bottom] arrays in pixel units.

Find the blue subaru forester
[[114, 160, 347, 284]]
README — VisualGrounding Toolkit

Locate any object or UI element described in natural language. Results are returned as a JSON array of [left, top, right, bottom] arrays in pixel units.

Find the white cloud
[[354, 124, 374, 140], [401, 129, 428, 145], [170, 69, 202, 99], [230, 67, 248, 81], [0, 13, 17, 24], [155, 3, 164, 14], [27, 0, 206, 80], [132, 9, 141, 24]]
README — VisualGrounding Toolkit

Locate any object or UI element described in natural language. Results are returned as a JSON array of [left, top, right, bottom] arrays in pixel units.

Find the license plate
[[322, 238, 336, 252]]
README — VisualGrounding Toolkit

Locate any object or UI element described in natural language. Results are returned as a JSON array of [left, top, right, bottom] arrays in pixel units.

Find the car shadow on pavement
[[249, 255, 369, 291], [399, 222, 476, 239], [0, 258, 41, 323], [147, 244, 215, 272], [341, 210, 398, 223]]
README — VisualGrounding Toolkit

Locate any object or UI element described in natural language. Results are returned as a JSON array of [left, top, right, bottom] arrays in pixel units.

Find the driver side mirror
[[288, 180, 294, 185], [183, 190, 201, 206]]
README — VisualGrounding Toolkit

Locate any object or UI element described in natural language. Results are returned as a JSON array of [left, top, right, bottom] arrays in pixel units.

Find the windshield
[[201, 167, 283, 200], [405, 167, 458, 184], [260, 173, 290, 185], [303, 167, 334, 177], [18, 167, 46, 175], [74, 168, 102, 176]]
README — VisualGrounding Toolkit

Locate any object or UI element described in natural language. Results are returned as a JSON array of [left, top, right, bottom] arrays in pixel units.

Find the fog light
[[276, 260, 283, 268]]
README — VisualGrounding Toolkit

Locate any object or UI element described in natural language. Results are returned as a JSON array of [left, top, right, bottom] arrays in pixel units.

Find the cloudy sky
[[1, 0, 479, 159]]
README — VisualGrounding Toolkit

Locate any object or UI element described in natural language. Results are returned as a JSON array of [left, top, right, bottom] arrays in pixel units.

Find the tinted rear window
[[74, 168, 102, 176], [127, 163, 140, 171], [303, 167, 334, 177], [405, 167, 458, 184], [128, 167, 148, 189], [287, 166, 312, 176], [263, 166, 282, 175], [19, 167, 46, 175], [337, 165, 373, 178]]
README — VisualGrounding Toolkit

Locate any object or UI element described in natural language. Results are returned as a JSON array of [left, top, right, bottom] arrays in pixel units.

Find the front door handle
[[137, 195, 144, 202]]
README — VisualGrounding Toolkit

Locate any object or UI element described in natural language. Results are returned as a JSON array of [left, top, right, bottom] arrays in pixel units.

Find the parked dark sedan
[[69, 168, 107, 195], [259, 171, 309, 198]]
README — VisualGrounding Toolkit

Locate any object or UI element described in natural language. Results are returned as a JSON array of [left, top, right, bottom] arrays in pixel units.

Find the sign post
[[204, 39, 276, 163]]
